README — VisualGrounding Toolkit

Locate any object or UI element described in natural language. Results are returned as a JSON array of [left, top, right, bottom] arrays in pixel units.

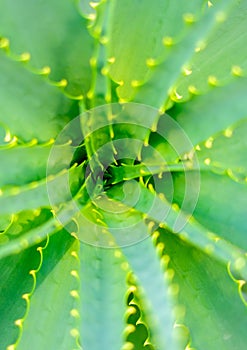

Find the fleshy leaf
[[144, 77, 247, 165], [0, 163, 84, 214], [0, 142, 52, 186], [0, 242, 43, 349], [175, 0, 247, 101], [97, 199, 179, 350], [122, 238, 178, 350], [0, 210, 57, 260], [158, 229, 247, 350], [169, 77, 247, 151], [171, 172, 247, 251], [79, 243, 128, 350], [107, 0, 207, 101], [0, 52, 77, 142], [0, 0, 94, 96], [107, 181, 247, 280], [196, 118, 247, 176], [133, 0, 233, 107], [17, 232, 79, 350]]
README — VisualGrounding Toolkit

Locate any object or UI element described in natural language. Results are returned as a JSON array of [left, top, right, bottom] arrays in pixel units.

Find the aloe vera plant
[[0, 0, 247, 349]]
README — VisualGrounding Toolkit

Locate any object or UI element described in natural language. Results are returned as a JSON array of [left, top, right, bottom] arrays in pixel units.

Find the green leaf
[[97, 198, 179, 350], [0, 140, 82, 187], [83, 0, 112, 107], [196, 118, 247, 176], [125, 284, 156, 350], [133, 0, 233, 108], [0, 163, 85, 215], [169, 77, 247, 152], [0, 0, 94, 96], [0, 52, 77, 142], [0, 142, 52, 186], [17, 232, 79, 350], [172, 171, 247, 251], [158, 229, 247, 350], [0, 213, 61, 261], [175, 0, 247, 101], [0, 178, 90, 259], [144, 77, 247, 165], [123, 238, 178, 350], [107, 181, 247, 280], [79, 243, 128, 350], [107, 0, 206, 101], [2, 209, 52, 238], [0, 242, 43, 349]]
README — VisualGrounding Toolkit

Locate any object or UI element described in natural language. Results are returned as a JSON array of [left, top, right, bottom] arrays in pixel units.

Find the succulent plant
[[0, 0, 247, 349]]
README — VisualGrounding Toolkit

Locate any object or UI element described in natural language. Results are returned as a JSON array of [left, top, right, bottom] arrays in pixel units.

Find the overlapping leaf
[[0, 52, 77, 142], [0, 0, 246, 349], [0, 0, 94, 95], [158, 230, 247, 350]]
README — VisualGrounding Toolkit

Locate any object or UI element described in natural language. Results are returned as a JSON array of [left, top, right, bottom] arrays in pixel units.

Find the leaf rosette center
[[46, 103, 200, 247]]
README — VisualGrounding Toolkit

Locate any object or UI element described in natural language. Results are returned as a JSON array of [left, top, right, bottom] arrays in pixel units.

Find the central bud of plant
[[46, 103, 200, 248]]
